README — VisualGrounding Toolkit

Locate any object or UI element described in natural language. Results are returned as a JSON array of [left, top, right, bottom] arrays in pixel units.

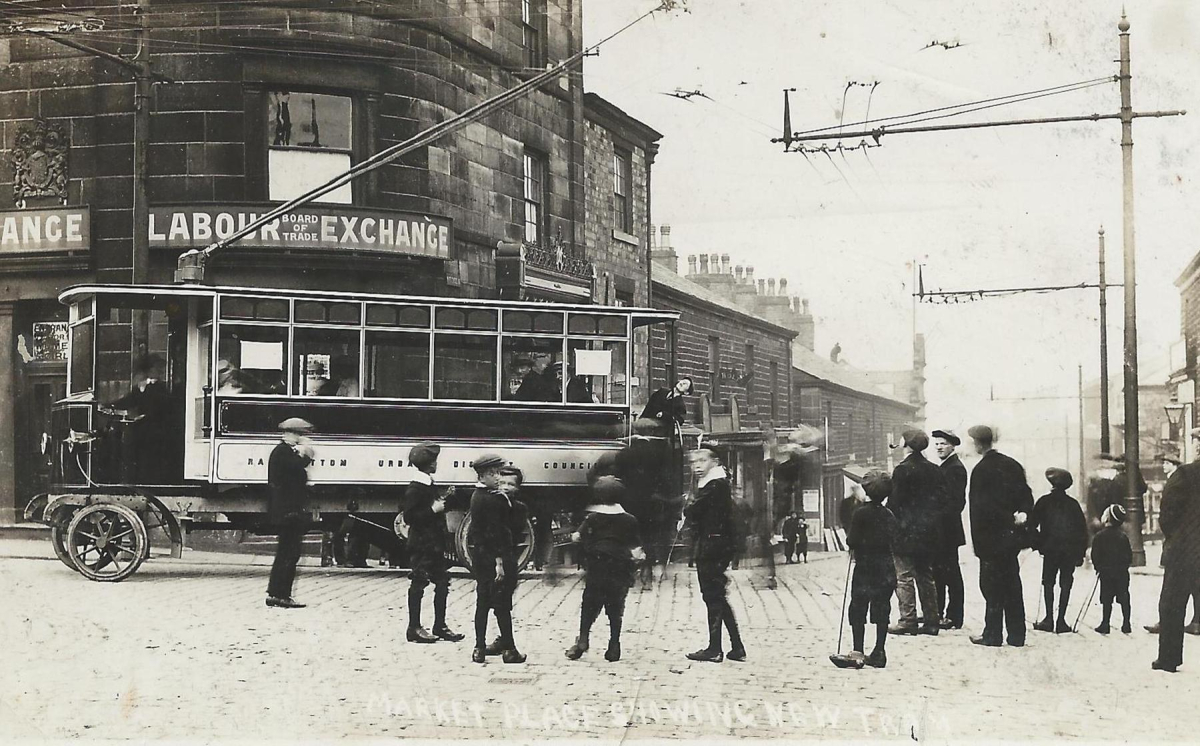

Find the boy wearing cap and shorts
[[831, 471, 898, 669], [1092, 504, 1133, 634], [467, 454, 526, 664], [403, 442, 464, 644], [566, 475, 644, 662], [1030, 467, 1089, 634], [266, 418, 315, 609]]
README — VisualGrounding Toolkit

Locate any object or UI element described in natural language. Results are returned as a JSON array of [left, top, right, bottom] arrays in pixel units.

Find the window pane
[[217, 324, 289, 395], [568, 314, 596, 335], [220, 296, 289, 322], [533, 312, 563, 333], [268, 149, 352, 204], [295, 300, 360, 325], [399, 306, 431, 328], [504, 311, 533, 332], [567, 339, 626, 404], [294, 327, 361, 397], [268, 91, 352, 151], [466, 309, 498, 331], [598, 316, 625, 336], [435, 308, 467, 329], [366, 331, 430, 398], [502, 336, 563, 401], [433, 335, 497, 401], [69, 321, 94, 394]]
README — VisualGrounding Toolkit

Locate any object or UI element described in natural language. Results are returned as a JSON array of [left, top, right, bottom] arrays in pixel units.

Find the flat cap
[[1161, 454, 1183, 466], [967, 425, 995, 443], [902, 429, 929, 451], [408, 442, 441, 470], [1045, 467, 1073, 490], [472, 453, 507, 472], [278, 417, 314, 433], [863, 472, 892, 500], [591, 475, 627, 504], [931, 429, 960, 446]]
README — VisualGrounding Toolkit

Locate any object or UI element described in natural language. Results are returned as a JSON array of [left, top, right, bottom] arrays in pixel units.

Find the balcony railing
[[523, 237, 593, 281]]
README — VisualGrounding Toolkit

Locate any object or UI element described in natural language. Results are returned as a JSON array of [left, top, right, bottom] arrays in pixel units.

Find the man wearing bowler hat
[[932, 429, 968, 629], [467, 453, 526, 664], [266, 417, 315, 608], [967, 425, 1034, 647]]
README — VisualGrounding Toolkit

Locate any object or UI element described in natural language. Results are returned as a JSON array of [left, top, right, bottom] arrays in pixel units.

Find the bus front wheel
[[66, 503, 149, 582]]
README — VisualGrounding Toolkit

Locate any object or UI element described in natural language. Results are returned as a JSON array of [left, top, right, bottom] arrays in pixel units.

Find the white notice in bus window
[[242, 341, 283, 370], [574, 349, 611, 376]]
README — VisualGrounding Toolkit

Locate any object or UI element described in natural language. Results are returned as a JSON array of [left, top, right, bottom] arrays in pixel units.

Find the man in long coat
[[967, 425, 1034, 647], [1154, 450, 1200, 672], [932, 429, 968, 629], [888, 429, 947, 635], [266, 417, 314, 608]]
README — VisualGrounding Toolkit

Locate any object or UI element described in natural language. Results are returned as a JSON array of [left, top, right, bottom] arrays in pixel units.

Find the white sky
[[582, 0, 1200, 444]]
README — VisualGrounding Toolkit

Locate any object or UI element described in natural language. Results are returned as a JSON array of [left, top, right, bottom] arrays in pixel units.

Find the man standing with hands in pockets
[[266, 417, 315, 609]]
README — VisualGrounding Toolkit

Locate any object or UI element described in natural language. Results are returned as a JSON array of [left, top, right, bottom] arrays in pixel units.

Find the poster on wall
[[31, 322, 68, 361], [802, 488, 820, 515]]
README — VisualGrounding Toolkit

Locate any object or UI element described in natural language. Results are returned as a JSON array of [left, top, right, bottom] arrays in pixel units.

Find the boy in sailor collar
[[402, 442, 464, 644], [467, 454, 526, 664]]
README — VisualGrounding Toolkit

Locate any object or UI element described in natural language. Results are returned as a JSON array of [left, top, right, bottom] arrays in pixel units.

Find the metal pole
[[1118, 13, 1146, 566], [1099, 227, 1110, 454], [1079, 364, 1087, 504], [131, 0, 152, 361]]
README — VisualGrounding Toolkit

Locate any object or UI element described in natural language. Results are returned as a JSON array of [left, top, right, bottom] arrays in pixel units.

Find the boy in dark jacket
[[566, 476, 644, 662], [1092, 504, 1133, 634], [832, 472, 898, 669], [1030, 467, 1089, 634], [403, 442, 464, 644], [467, 454, 526, 664]]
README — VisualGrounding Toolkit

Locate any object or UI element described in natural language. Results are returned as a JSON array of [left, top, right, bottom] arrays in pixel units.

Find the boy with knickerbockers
[[1092, 504, 1133, 634], [831, 471, 898, 669], [1030, 467, 1088, 634], [565, 475, 644, 662]]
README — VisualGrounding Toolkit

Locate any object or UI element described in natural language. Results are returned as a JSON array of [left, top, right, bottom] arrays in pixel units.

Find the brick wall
[[649, 284, 794, 430], [794, 371, 917, 467]]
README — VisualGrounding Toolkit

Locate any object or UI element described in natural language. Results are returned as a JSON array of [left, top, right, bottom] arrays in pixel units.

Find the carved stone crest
[[11, 119, 69, 207]]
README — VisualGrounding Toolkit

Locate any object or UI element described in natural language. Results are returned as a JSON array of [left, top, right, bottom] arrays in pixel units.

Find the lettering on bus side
[[378, 460, 410, 468], [544, 462, 595, 471]]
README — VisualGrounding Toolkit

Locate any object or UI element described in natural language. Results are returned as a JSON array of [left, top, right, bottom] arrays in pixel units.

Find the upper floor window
[[521, 0, 544, 69], [613, 149, 632, 232], [267, 91, 353, 204], [523, 150, 546, 244]]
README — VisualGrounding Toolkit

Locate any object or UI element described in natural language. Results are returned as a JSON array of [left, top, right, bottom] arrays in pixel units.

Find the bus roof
[[59, 283, 679, 324]]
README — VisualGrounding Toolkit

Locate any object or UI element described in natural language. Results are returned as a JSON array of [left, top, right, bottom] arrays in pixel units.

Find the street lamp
[[1165, 403, 1188, 460]]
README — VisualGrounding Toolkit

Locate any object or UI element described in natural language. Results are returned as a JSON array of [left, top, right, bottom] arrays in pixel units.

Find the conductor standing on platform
[[266, 417, 315, 609]]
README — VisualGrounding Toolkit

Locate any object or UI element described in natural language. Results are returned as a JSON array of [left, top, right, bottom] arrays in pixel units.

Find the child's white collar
[[698, 466, 727, 489], [585, 503, 626, 515], [410, 471, 433, 486]]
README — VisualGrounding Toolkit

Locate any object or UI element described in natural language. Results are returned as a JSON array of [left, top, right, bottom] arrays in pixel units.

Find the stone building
[[0, 0, 661, 521]]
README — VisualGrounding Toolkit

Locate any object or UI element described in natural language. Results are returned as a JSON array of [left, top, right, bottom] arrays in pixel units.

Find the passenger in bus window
[[514, 353, 555, 401], [506, 357, 534, 398], [317, 355, 359, 397], [216, 359, 243, 395], [467, 454, 526, 664]]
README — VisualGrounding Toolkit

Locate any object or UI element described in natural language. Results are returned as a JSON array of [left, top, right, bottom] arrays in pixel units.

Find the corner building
[[0, 0, 661, 521]]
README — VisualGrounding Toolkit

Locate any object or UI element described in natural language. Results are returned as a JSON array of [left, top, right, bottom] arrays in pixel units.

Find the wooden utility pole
[[1098, 226, 1110, 454]]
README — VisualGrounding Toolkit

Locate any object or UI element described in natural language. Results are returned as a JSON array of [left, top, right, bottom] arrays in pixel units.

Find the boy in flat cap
[[1092, 504, 1133, 635], [266, 418, 315, 609], [467, 454, 526, 664], [1030, 467, 1088, 633], [403, 442, 464, 644], [566, 475, 644, 662], [831, 471, 898, 669]]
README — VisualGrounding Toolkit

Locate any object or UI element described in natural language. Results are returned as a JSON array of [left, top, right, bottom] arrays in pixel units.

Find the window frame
[[520, 0, 545, 69], [523, 149, 547, 245], [265, 89, 357, 205], [613, 148, 632, 233]]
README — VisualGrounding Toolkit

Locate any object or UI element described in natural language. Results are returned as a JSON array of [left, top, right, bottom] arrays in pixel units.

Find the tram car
[[23, 283, 681, 581]]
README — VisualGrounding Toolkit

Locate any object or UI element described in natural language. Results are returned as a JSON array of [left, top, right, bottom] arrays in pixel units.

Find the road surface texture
[[2, 537, 1196, 742]]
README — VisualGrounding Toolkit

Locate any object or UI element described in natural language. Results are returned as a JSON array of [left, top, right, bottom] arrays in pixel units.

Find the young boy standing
[[467, 454, 526, 664], [1030, 467, 1089, 634], [566, 476, 644, 662], [402, 442, 464, 644], [831, 472, 898, 669], [1092, 504, 1133, 634]]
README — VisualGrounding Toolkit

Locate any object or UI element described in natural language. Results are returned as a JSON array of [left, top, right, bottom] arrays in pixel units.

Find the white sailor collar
[[410, 471, 433, 486], [697, 466, 728, 489], [584, 504, 627, 515]]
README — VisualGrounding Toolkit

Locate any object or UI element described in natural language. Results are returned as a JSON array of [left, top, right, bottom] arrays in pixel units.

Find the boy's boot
[[724, 608, 747, 662], [1095, 603, 1112, 634], [687, 606, 724, 662], [406, 588, 438, 643], [1054, 586, 1072, 634], [605, 614, 622, 662], [566, 630, 589, 660], [865, 623, 888, 668], [831, 625, 866, 669], [1034, 584, 1055, 632], [1120, 601, 1132, 634]]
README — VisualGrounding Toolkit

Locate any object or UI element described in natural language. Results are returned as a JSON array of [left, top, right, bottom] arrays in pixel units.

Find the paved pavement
[[1, 537, 1197, 742]]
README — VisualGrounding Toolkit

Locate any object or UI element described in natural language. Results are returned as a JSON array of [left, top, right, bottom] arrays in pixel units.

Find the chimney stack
[[649, 226, 657, 248], [660, 225, 672, 249], [721, 253, 731, 274], [757, 278, 766, 295], [697, 254, 709, 274], [709, 253, 719, 274], [802, 298, 809, 314], [779, 278, 788, 295], [767, 278, 777, 296]]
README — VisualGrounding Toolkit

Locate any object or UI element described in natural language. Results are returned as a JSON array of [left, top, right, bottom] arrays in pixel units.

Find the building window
[[267, 91, 353, 204], [613, 149, 632, 232], [708, 335, 720, 402], [743, 343, 755, 404], [523, 149, 546, 244], [663, 324, 676, 388], [521, 0, 544, 69]]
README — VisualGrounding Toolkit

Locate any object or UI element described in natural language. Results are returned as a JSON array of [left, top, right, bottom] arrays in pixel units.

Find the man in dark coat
[[266, 417, 314, 608], [1153, 451, 1200, 672], [1030, 467, 1088, 634], [467, 454, 526, 664], [111, 354, 174, 484], [831, 472, 899, 669], [782, 512, 802, 564], [639, 378, 693, 435], [967, 425, 1034, 647], [684, 447, 746, 663], [932, 429, 967, 629], [403, 442, 464, 644], [888, 429, 947, 635]]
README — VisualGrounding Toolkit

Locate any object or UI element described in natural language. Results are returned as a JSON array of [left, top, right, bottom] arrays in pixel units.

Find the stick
[[836, 552, 854, 655], [1073, 572, 1102, 632]]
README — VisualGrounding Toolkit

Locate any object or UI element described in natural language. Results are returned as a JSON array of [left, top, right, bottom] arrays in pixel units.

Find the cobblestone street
[[2, 537, 1196, 742]]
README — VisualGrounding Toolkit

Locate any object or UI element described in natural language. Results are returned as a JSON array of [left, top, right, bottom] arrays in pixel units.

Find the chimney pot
[[660, 225, 672, 249], [757, 279, 766, 294], [767, 278, 777, 295], [649, 227, 657, 248], [687, 255, 697, 274], [746, 266, 755, 281], [802, 298, 810, 314], [721, 253, 731, 274], [698, 255, 710, 274], [779, 278, 788, 294], [709, 253, 719, 274]]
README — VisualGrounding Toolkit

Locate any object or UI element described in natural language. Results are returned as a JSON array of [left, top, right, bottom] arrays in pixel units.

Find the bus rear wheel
[[453, 512, 536, 574], [50, 521, 79, 572], [66, 503, 149, 582]]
